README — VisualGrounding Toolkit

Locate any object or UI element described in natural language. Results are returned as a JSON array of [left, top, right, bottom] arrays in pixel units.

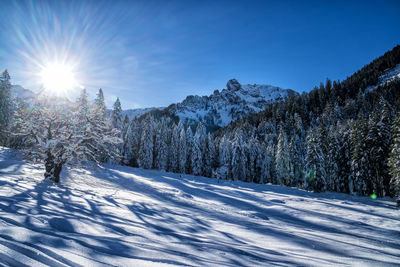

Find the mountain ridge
[[146, 79, 298, 128]]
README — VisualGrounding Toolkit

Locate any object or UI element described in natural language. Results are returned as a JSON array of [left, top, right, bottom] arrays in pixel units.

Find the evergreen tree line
[[120, 89, 399, 199]]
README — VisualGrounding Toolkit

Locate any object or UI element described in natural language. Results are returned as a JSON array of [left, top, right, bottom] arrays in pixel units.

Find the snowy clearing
[[0, 147, 399, 266]]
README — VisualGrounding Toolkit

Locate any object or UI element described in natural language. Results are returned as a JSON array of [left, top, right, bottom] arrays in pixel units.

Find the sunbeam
[[39, 62, 80, 96]]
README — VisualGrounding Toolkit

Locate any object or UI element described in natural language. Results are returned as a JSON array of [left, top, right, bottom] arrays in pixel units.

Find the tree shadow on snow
[[1, 156, 399, 266], [101, 166, 400, 266]]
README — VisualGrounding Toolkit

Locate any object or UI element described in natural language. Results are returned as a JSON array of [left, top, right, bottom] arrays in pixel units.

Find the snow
[[365, 64, 400, 93], [0, 146, 399, 266], [378, 64, 400, 85]]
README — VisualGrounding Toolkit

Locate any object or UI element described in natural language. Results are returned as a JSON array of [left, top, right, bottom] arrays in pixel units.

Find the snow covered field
[[0, 147, 399, 266]]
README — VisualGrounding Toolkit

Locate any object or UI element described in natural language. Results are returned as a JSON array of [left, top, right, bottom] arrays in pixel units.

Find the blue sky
[[0, 0, 399, 109]]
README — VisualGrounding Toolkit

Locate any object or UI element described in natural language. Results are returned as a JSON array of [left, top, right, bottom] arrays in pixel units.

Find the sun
[[39, 62, 79, 95]]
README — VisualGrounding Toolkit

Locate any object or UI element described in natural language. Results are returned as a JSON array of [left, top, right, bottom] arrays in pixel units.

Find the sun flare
[[39, 63, 78, 94]]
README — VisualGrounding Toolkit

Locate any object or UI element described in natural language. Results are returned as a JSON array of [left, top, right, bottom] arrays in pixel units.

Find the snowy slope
[[365, 64, 400, 92], [121, 107, 163, 120], [0, 147, 399, 266], [167, 79, 297, 127]]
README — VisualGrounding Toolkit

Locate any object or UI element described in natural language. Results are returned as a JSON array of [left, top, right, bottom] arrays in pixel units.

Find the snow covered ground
[[0, 147, 399, 266]]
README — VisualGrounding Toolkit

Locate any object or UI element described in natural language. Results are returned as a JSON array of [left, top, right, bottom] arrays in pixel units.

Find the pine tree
[[215, 136, 231, 180], [121, 114, 131, 164], [366, 107, 391, 197], [192, 122, 206, 176], [7, 97, 31, 148], [379, 99, 393, 196], [169, 123, 179, 172], [253, 143, 264, 184], [325, 125, 338, 191], [125, 119, 141, 167], [332, 122, 352, 193], [72, 89, 94, 162], [351, 116, 369, 195], [0, 70, 11, 144], [275, 126, 290, 185], [204, 132, 215, 177], [138, 116, 154, 169], [122, 121, 134, 165], [191, 135, 202, 176], [289, 134, 304, 187], [76, 88, 89, 126], [111, 97, 122, 129], [154, 119, 168, 170], [122, 115, 130, 137], [185, 126, 194, 174], [290, 113, 305, 187], [247, 136, 258, 183], [261, 143, 275, 184], [305, 125, 327, 192], [231, 132, 246, 181], [196, 121, 207, 174], [91, 88, 120, 163], [389, 113, 400, 203], [94, 88, 107, 120], [177, 122, 187, 174]]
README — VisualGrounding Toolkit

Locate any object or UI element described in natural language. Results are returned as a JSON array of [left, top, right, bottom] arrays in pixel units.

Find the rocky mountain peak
[[226, 79, 241, 91], [163, 79, 298, 128]]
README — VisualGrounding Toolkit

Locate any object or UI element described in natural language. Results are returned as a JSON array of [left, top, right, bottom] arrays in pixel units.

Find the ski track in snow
[[0, 147, 399, 266]]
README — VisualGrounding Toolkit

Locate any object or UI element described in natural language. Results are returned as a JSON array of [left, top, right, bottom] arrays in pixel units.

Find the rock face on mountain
[[166, 79, 297, 127]]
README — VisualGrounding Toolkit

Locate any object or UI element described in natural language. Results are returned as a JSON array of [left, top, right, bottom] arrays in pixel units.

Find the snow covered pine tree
[[0, 70, 11, 144]]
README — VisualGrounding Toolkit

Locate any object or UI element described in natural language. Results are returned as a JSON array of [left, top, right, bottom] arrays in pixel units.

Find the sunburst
[[39, 62, 80, 96]]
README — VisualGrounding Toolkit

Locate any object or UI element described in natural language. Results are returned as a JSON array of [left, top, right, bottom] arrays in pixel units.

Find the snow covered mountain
[[165, 79, 297, 127], [1, 147, 399, 266]]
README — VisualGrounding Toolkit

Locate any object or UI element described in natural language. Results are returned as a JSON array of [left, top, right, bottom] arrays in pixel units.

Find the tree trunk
[[53, 162, 63, 183], [44, 150, 55, 180], [44, 150, 64, 183]]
